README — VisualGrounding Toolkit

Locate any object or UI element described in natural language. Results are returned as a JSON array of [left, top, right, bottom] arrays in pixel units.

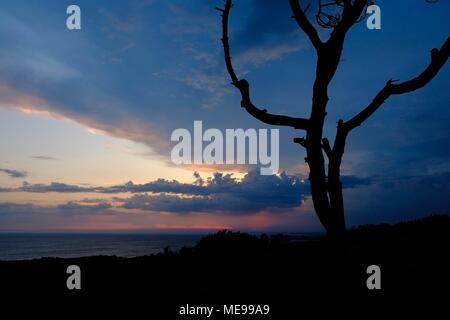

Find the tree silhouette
[[218, 0, 450, 242]]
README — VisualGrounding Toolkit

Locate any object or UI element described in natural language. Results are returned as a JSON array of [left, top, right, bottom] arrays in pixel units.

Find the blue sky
[[0, 0, 449, 232]]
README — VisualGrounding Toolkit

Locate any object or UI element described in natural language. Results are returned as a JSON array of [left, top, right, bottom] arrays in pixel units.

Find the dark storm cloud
[[117, 170, 375, 214], [121, 169, 309, 214]]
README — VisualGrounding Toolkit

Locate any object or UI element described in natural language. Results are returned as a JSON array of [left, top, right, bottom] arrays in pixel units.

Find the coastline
[[0, 215, 449, 299]]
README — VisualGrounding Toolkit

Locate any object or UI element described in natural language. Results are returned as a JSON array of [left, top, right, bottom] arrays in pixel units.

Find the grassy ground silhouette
[[0, 214, 449, 314]]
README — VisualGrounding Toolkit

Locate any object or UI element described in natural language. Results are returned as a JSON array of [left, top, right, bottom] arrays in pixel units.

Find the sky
[[0, 0, 449, 232]]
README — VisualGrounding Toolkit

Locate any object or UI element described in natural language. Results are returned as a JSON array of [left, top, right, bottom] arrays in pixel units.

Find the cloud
[[97, 179, 208, 195], [31, 156, 58, 161], [98, 7, 137, 34], [0, 1, 310, 165], [118, 170, 375, 214], [19, 181, 90, 193], [162, 3, 217, 37], [21, 54, 81, 82], [57, 201, 113, 213], [340, 175, 372, 189], [0, 1, 172, 159], [234, 37, 307, 66], [0, 168, 374, 196], [0, 201, 114, 218], [0, 168, 309, 215], [344, 171, 450, 226], [0, 168, 27, 178], [0, 83, 171, 159], [2, 169, 448, 222], [0, 202, 35, 215], [121, 169, 308, 214], [163, 1, 309, 110], [232, 0, 310, 63]]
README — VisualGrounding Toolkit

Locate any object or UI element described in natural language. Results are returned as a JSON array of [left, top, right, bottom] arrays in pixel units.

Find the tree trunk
[[306, 45, 348, 259], [307, 157, 346, 241]]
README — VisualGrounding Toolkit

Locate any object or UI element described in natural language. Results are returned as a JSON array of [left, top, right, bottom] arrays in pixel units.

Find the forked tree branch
[[218, 0, 310, 130], [343, 36, 450, 133], [289, 0, 323, 50]]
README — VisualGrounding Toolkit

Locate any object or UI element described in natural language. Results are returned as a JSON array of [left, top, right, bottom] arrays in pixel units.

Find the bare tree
[[217, 0, 450, 243]]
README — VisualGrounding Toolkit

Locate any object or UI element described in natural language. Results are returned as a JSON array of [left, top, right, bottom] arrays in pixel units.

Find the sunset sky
[[0, 0, 449, 232]]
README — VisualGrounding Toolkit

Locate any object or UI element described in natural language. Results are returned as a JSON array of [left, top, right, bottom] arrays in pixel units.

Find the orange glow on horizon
[[152, 224, 231, 231]]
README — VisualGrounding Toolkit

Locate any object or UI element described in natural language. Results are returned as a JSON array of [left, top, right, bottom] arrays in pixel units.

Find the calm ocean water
[[0, 233, 203, 261]]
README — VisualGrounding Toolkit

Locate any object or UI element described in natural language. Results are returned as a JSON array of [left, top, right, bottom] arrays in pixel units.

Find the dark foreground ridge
[[1, 215, 449, 310]]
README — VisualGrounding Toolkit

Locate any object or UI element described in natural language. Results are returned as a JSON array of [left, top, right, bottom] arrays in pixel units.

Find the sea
[[0, 233, 204, 261]]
